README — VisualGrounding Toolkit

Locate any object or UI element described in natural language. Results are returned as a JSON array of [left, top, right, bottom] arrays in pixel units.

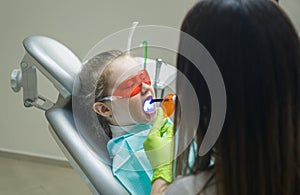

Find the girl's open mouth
[[143, 96, 156, 114]]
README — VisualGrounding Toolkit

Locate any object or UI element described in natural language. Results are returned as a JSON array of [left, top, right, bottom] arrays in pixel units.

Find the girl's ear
[[93, 102, 112, 117]]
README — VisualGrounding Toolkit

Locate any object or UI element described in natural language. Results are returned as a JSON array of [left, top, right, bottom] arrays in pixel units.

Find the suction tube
[[126, 21, 139, 54]]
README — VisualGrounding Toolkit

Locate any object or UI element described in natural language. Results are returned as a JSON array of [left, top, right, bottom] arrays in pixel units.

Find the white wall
[[0, 0, 195, 160], [0, 0, 299, 160], [281, 0, 300, 33]]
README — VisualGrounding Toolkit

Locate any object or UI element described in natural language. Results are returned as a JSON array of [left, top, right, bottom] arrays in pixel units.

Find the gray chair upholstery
[[11, 35, 129, 195]]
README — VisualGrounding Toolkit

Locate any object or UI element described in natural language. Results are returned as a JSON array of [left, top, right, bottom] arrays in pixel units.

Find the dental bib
[[107, 124, 153, 195]]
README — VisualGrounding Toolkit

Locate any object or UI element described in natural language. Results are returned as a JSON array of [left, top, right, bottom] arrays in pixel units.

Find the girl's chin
[[145, 110, 157, 123], [134, 111, 156, 124]]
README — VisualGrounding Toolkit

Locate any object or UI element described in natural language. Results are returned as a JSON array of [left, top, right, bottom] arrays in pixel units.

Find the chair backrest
[[15, 35, 129, 195]]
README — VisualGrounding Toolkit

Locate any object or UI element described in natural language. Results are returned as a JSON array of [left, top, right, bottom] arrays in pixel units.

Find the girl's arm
[[151, 179, 169, 195]]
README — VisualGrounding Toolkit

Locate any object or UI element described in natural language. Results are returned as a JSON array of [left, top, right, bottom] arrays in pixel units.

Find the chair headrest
[[23, 35, 82, 95]]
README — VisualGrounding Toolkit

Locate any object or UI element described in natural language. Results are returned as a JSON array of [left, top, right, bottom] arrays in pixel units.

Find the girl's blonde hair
[[80, 50, 125, 138]]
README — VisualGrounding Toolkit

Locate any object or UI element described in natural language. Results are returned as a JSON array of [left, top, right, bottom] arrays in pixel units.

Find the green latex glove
[[144, 107, 174, 184]]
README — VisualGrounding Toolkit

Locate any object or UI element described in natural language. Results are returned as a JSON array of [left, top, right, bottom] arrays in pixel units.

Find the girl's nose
[[141, 82, 152, 95]]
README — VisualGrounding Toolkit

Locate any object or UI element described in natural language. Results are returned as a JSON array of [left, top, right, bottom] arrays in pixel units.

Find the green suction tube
[[141, 40, 148, 69]]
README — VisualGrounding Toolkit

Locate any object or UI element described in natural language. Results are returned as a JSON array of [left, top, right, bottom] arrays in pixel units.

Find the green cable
[[142, 40, 148, 69]]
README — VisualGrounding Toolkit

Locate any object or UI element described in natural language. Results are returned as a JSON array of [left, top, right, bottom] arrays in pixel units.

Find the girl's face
[[107, 56, 156, 126]]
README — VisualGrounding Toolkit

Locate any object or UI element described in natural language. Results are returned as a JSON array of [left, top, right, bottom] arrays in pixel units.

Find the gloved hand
[[144, 107, 174, 184]]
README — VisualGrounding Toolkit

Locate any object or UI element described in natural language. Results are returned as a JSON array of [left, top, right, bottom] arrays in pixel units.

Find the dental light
[[143, 94, 176, 117]]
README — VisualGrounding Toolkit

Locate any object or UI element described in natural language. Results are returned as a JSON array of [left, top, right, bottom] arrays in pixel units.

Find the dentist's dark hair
[[175, 0, 300, 194]]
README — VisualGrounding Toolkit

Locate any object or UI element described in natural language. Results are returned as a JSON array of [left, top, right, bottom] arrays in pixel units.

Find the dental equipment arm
[[10, 35, 129, 195], [154, 58, 162, 97], [11, 36, 80, 110]]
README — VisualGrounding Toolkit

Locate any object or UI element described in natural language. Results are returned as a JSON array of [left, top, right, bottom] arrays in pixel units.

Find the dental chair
[[10, 35, 176, 195]]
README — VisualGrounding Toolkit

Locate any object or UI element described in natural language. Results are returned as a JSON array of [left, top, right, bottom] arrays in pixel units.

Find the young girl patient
[[83, 50, 158, 195]]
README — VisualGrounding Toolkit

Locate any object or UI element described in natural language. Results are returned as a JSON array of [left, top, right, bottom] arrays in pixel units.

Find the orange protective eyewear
[[112, 69, 151, 98], [97, 69, 151, 102]]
